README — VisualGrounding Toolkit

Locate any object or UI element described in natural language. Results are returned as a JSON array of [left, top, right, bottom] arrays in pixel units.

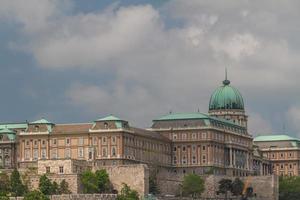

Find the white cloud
[[248, 111, 273, 136], [210, 33, 261, 61], [286, 106, 300, 136], [1, 0, 300, 130]]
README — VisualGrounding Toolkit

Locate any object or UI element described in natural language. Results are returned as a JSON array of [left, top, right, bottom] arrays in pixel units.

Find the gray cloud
[[1, 0, 300, 135]]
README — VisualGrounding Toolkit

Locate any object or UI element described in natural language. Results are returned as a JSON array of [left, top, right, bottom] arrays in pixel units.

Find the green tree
[[39, 175, 53, 195], [0, 172, 10, 196], [52, 181, 59, 195], [182, 174, 205, 198], [81, 170, 98, 193], [0, 196, 9, 200], [24, 190, 49, 200], [117, 183, 139, 200], [95, 169, 110, 193], [279, 176, 300, 200], [10, 169, 26, 196], [149, 175, 159, 195], [58, 179, 71, 194], [218, 179, 232, 200], [231, 178, 244, 196]]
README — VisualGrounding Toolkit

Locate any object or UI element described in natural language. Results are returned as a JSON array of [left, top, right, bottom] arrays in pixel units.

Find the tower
[[208, 72, 248, 128]]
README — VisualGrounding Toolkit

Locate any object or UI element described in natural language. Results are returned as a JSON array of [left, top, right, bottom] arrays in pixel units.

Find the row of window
[[24, 146, 118, 160], [25, 136, 118, 148], [268, 152, 295, 159], [173, 155, 206, 165], [210, 120, 246, 134], [124, 136, 169, 152]]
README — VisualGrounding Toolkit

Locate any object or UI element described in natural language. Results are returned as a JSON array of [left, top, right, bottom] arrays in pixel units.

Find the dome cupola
[[209, 77, 244, 111], [209, 70, 244, 111], [208, 70, 248, 128]]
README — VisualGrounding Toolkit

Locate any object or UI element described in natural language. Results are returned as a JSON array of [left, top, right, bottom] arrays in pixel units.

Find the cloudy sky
[[0, 0, 300, 136]]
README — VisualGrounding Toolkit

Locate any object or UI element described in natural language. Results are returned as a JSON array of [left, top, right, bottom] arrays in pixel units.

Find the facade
[[254, 135, 300, 176], [0, 77, 273, 177]]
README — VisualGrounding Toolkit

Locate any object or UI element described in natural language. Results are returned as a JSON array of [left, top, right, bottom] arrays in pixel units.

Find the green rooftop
[[153, 112, 245, 129], [95, 115, 124, 122], [0, 128, 16, 134], [30, 119, 53, 124], [0, 123, 27, 130], [254, 134, 300, 142], [154, 112, 209, 121]]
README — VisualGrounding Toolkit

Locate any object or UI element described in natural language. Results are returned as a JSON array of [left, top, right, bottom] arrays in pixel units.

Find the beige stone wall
[[9, 194, 117, 200], [95, 164, 149, 196], [156, 168, 278, 200], [38, 159, 73, 174], [28, 174, 81, 194]]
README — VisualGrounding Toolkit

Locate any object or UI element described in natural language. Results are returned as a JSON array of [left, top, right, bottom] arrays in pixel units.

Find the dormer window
[[35, 125, 39, 131], [104, 123, 108, 129]]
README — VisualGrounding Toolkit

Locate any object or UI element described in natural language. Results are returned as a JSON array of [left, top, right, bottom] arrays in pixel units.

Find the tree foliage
[[24, 190, 49, 200], [117, 183, 139, 200], [59, 179, 71, 194], [218, 179, 232, 200], [182, 174, 205, 198], [149, 175, 159, 195], [95, 169, 110, 193], [231, 178, 244, 196], [10, 169, 26, 196], [81, 169, 110, 194], [0, 196, 9, 200], [0, 172, 10, 196], [279, 176, 300, 200], [39, 175, 54, 195]]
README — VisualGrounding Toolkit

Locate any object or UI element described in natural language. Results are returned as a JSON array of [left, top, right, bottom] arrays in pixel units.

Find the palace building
[[254, 135, 300, 176], [0, 77, 275, 177]]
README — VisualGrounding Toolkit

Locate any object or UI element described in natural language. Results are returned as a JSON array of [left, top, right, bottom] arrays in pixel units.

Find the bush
[[117, 183, 139, 200], [0, 172, 10, 196], [182, 174, 205, 198], [0, 196, 9, 200], [81, 169, 110, 194], [10, 169, 26, 196], [24, 190, 49, 200], [39, 175, 54, 195]]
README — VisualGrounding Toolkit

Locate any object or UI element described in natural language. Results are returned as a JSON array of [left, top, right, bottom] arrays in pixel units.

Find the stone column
[[38, 140, 41, 159], [230, 147, 233, 167], [233, 149, 236, 167], [30, 140, 33, 161]]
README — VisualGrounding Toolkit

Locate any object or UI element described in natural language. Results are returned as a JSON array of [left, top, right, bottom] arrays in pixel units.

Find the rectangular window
[[93, 137, 97, 146], [66, 138, 71, 146], [102, 137, 107, 145], [41, 149, 47, 159], [173, 134, 177, 140], [192, 133, 197, 139], [65, 148, 71, 159], [102, 147, 107, 157], [33, 149, 38, 160], [42, 140, 46, 147], [192, 145, 196, 152], [51, 149, 57, 159], [78, 147, 84, 158], [34, 140, 38, 147], [202, 132, 206, 139], [25, 149, 30, 160], [59, 166, 64, 174], [52, 138, 57, 146], [46, 166, 50, 173], [78, 137, 84, 146], [111, 136, 116, 145]]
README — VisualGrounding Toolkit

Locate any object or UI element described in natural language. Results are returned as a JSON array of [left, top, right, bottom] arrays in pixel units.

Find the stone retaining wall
[[156, 168, 278, 200], [9, 194, 117, 200]]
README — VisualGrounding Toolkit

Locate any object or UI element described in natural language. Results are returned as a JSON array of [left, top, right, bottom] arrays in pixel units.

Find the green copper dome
[[209, 78, 244, 111]]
